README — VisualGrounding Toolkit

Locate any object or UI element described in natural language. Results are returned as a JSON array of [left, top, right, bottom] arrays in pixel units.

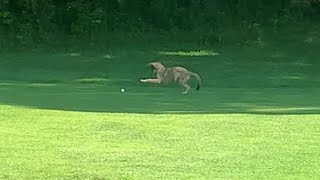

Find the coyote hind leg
[[179, 76, 191, 94]]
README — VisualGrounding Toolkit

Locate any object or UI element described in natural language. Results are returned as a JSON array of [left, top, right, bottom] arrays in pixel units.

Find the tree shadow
[[1, 80, 320, 115], [1, 48, 320, 115]]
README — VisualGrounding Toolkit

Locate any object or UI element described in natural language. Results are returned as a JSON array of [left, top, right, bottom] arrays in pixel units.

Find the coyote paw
[[140, 79, 147, 83]]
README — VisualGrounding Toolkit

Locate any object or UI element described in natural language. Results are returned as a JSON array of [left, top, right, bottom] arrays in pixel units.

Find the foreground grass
[[0, 105, 320, 179]]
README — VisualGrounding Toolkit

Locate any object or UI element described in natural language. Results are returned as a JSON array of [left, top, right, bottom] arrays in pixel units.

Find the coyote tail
[[190, 72, 201, 90]]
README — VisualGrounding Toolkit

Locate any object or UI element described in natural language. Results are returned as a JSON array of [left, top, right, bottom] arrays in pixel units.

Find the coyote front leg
[[140, 78, 162, 84]]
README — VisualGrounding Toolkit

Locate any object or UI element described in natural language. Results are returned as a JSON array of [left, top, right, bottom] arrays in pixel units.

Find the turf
[[1, 105, 320, 179], [1, 38, 320, 179]]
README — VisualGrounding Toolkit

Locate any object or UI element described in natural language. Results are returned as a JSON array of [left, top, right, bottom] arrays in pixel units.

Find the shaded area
[[1, 81, 320, 115], [0, 45, 320, 115]]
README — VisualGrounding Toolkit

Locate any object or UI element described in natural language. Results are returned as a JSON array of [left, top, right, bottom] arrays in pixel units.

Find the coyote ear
[[148, 62, 155, 68]]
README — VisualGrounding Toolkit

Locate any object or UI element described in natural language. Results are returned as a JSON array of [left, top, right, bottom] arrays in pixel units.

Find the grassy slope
[[1, 29, 320, 178]]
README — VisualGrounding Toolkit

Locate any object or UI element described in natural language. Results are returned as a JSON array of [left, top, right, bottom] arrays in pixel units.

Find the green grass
[[1, 105, 320, 179], [1, 37, 320, 179]]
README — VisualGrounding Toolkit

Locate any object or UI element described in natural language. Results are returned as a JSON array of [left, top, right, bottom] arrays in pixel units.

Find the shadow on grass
[[1, 80, 320, 115], [1, 47, 320, 115]]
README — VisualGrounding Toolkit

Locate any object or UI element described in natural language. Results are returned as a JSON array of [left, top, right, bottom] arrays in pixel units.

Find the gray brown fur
[[140, 62, 201, 94]]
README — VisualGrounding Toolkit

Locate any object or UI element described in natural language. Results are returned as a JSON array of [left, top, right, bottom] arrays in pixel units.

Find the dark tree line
[[0, 0, 319, 47]]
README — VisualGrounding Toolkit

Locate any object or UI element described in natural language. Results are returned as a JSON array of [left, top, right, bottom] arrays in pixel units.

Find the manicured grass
[[1, 39, 320, 179], [1, 105, 320, 179]]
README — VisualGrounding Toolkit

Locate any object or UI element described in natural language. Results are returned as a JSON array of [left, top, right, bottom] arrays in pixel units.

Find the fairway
[[0, 43, 320, 179], [1, 105, 320, 179]]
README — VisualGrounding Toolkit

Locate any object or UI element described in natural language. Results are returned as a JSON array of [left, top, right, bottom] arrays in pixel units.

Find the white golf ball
[[120, 88, 125, 92]]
